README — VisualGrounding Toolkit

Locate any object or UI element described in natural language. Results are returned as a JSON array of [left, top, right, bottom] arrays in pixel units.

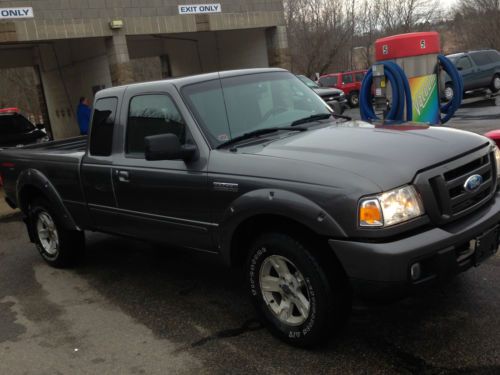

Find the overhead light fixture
[[109, 20, 124, 30]]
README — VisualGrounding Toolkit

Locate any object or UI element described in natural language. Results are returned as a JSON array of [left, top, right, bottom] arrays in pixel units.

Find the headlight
[[359, 185, 424, 228], [494, 146, 500, 177]]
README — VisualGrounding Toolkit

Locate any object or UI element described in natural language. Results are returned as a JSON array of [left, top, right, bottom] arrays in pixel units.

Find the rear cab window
[[89, 97, 118, 156]]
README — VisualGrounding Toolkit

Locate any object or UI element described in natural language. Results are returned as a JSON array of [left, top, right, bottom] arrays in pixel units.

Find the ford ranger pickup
[[0, 68, 499, 347]]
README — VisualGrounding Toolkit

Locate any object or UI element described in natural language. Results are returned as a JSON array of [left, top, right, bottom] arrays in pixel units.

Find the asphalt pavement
[[1, 99, 500, 374]]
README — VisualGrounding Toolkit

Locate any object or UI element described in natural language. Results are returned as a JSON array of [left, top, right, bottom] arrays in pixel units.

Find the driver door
[[111, 89, 212, 251]]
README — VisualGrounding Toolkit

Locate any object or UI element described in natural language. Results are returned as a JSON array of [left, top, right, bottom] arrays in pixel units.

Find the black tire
[[245, 232, 350, 347], [29, 197, 85, 268], [491, 74, 500, 93], [348, 91, 359, 107]]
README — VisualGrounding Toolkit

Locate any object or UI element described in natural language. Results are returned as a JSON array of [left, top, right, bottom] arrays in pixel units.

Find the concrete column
[[106, 34, 134, 86], [266, 26, 291, 70]]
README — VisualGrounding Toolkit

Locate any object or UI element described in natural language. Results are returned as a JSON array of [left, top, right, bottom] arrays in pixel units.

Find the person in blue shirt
[[76, 97, 91, 135]]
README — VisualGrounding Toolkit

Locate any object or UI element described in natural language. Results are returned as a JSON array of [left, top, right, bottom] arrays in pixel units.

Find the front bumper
[[329, 193, 500, 299]]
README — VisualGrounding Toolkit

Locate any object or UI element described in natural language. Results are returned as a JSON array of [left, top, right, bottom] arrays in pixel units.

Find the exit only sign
[[178, 3, 221, 14]]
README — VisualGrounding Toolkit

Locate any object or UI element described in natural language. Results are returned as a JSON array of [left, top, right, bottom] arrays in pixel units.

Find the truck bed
[[0, 136, 87, 162], [0, 136, 88, 208]]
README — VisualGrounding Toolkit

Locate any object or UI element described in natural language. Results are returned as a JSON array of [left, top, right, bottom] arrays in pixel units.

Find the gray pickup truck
[[1, 68, 499, 347]]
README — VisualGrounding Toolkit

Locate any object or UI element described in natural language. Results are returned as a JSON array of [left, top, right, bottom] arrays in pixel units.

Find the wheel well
[[18, 185, 44, 213], [230, 214, 346, 275]]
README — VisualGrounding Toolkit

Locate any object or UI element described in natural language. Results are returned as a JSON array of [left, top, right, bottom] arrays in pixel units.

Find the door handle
[[116, 170, 130, 183]]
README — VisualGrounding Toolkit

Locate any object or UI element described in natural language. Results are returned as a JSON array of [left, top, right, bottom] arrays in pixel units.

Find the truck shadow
[[77, 232, 500, 374]]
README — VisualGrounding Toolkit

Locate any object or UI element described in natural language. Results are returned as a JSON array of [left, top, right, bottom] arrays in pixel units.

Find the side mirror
[[36, 123, 45, 130], [144, 133, 197, 161]]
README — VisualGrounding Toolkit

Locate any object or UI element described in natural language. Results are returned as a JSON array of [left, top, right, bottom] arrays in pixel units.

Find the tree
[[285, 0, 355, 76], [451, 0, 500, 51]]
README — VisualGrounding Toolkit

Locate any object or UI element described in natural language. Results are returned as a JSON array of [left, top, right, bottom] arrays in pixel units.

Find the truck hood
[[240, 121, 491, 191], [313, 87, 343, 96]]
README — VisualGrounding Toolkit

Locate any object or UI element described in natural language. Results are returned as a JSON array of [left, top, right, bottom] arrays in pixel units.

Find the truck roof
[[97, 68, 287, 98]]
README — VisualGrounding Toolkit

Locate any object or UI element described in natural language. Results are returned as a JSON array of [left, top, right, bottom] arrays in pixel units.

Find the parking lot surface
[[1, 99, 500, 375]]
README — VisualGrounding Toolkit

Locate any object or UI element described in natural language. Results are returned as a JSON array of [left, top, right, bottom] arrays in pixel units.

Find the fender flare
[[217, 188, 347, 266], [16, 168, 80, 231]]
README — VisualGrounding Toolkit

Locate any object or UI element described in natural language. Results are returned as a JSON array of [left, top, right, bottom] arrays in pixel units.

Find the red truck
[[318, 70, 367, 107]]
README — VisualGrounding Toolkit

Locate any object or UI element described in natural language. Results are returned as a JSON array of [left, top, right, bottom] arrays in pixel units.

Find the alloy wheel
[[36, 211, 59, 256], [259, 255, 311, 326]]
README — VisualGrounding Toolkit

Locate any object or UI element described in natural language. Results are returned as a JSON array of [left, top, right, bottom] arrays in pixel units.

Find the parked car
[[445, 50, 500, 100], [296, 74, 348, 114], [0, 108, 49, 148], [318, 70, 367, 107], [1, 68, 499, 347]]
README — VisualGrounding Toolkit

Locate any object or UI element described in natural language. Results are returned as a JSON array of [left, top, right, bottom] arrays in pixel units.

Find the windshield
[[446, 54, 460, 64], [297, 75, 319, 89], [0, 114, 35, 135], [182, 72, 331, 147]]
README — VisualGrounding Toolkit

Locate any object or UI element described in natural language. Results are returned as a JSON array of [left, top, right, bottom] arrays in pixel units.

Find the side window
[[355, 72, 365, 82], [457, 56, 472, 70], [126, 94, 186, 156], [89, 97, 117, 156], [319, 76, 338, 87], [343, 74, 354, 84], [485, 51, 500, 63], [470, 52, 490, 66]]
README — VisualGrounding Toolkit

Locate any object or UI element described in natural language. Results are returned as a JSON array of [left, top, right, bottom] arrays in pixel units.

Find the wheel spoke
[[294, 272, 304, 287], [293, 292, 310, 319], [269, 257, 291, 277], [260, 276, 281, 292], [38, 229, 49, 238], [278, 300, 293, 321]]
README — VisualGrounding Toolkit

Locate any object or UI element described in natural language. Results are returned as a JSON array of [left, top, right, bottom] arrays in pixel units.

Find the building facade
[[0, 0, 289, 139]]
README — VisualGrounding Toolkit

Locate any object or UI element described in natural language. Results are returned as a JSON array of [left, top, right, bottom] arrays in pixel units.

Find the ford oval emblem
[[464, 174, 483, 192]]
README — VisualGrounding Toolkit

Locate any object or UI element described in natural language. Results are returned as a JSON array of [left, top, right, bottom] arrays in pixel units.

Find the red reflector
[[0, 107, 19, 114], [1, 162, 15, 168]]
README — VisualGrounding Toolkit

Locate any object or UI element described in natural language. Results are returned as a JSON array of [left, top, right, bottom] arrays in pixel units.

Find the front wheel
[[491, 75, 500, 93], [444, 83, 454, 101], [348, 91, 359, 107], [246, 233, 350, 347], [30, 198, 85, 268]]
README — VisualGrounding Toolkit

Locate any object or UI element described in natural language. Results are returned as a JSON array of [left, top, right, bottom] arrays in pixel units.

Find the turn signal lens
[[359, 199, 383, 227], [359, 185, 424, 228]]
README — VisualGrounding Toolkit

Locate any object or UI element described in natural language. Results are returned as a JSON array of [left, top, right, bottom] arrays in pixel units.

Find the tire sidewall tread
[[29, 197, 84, 268], [246, 232, 339, 347]]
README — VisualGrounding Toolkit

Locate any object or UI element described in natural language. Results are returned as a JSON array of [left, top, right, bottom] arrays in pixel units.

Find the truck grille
[[415, 146, 497, 224]]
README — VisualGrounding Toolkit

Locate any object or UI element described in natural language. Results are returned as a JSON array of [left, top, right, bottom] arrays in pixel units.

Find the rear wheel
[[491, 75, 500, 93], [348, 91, 359, 107], [246, 232, 350, 347], [30, 198, 85, 268]]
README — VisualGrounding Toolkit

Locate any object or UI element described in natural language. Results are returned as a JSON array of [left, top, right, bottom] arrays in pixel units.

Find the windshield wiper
[[216, 126, 307, 149], [290, 112, 352, 126], [290, 113, 332, 126]]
